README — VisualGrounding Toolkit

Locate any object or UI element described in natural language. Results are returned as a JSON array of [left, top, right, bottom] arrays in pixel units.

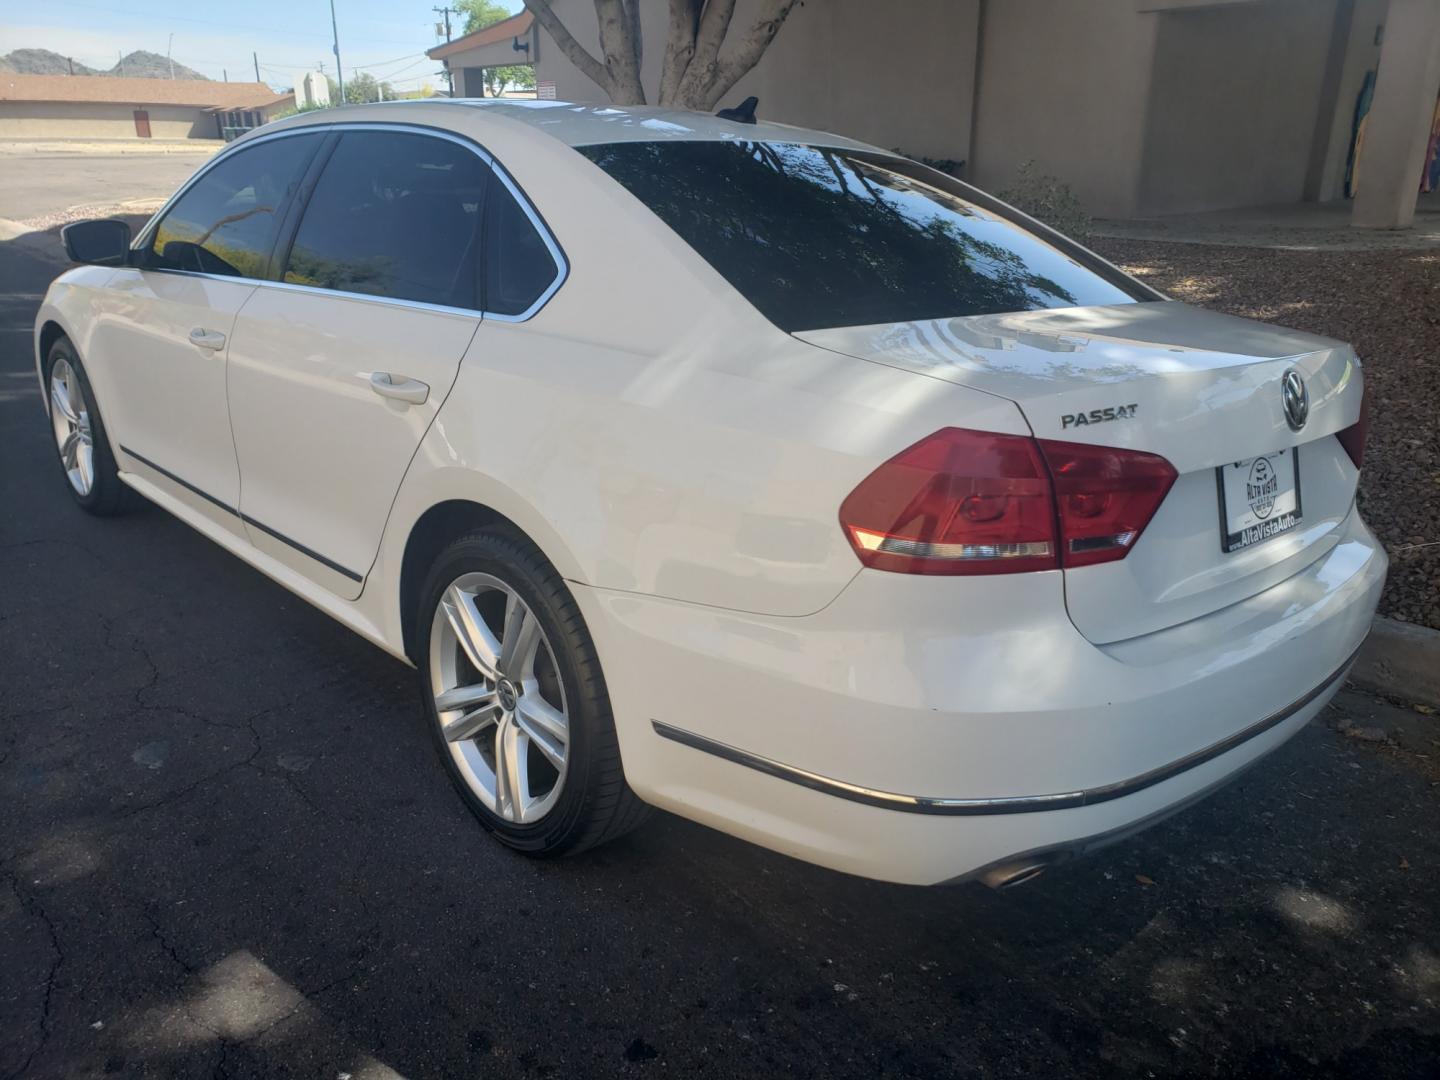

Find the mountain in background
[[110, 50, 209, 80], [0, 48, 98, 76], [0, 48, 210, 80]]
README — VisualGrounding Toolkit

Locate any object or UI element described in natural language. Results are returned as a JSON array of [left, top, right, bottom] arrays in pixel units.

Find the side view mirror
[[61, 219, 133, 266]]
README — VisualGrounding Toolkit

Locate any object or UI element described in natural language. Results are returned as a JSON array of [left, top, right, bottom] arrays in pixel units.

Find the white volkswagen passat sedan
[[36, 101, 1384, 886]]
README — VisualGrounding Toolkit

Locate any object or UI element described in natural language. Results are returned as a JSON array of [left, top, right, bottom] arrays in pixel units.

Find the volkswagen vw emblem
[[1281, 368, 1309, 431], [496, 679, 518, 713]]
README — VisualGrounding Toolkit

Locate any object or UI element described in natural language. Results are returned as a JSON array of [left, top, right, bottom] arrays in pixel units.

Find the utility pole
[[433, 6, 457, 95], [433, 5, 455, 41], [253, 52, 260, 82], [117, 50, 126, 77], [223, 68, 228, 82], [330, 0, 345, 104], [67, 56, 74, 75], [167, 33, 175, 79]]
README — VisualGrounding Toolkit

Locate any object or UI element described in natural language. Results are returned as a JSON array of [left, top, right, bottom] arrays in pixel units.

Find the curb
[[1350, 616, 1440, 712]]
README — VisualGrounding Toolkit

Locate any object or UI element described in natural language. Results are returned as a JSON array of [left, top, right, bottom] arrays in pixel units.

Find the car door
[[89, 132, 323, 533], [224, 128, 497, 599]]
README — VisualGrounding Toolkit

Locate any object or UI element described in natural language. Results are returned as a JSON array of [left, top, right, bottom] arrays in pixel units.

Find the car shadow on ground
[[2, 226, 1438, 1080]]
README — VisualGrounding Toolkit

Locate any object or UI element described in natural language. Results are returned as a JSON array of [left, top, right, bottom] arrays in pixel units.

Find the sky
[[0, 0, 524, 93]]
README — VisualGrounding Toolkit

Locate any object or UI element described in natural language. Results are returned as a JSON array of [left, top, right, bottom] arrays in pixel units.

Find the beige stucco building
[[0, 74, 294, 141], [429, 0, 1440, 227]]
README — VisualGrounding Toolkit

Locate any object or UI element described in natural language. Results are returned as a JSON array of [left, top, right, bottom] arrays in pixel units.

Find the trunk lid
[[798, 301, 1365, 643]]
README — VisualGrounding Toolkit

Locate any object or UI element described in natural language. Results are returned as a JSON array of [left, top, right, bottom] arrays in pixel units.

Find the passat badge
[[1061, 403, 1138, 430], [1281, 369, 1308, 431]]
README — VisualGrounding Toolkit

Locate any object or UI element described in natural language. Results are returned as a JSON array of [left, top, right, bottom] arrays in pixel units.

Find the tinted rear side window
[[483, 177, 560, 317], [148, 133, 320, 279], [579, 141, 1143, 332], [284, 130, 488, 309]]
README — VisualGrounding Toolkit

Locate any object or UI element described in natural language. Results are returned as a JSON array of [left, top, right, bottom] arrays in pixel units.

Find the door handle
[[369, 371, 430, 405], [188, 327, 226, 350]]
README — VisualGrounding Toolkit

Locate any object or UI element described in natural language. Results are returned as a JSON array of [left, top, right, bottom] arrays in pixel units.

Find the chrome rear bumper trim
[[651, 647, 1358, 816]]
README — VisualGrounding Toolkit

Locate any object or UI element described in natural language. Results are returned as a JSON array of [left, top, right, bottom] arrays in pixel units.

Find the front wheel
[[44, 336, 134, 516], [417, 528, 649, 855]]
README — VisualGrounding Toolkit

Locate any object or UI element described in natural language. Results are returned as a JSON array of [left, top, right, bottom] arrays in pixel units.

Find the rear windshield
[[578, 141, 1145, 333]]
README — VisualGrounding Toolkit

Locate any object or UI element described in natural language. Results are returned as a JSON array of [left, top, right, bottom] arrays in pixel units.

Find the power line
[[360, 57, 431, 82], [353, 51, 426, 72]]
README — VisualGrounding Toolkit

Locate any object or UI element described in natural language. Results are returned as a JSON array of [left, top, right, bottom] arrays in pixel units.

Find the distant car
[[36, 101, 1384, 887]]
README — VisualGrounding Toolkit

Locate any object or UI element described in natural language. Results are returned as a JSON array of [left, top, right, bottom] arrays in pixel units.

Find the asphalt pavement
[[0, 151, 214, 222], [2, 216, 1439, 1079]]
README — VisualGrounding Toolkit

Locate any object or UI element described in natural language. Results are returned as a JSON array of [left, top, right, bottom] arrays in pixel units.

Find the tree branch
[[622, 0, 642, 72], [673, 0, 737, 106], [693, 0, 738, 67], [700, 0, 801, 110], [522, 0, 612, 96], [658, 0, 701, 105], [593, 0, 646, 103]]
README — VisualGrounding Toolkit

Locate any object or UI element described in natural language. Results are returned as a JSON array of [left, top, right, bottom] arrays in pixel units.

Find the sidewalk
[[1094, 192, 1440, 251], [0, 137, 223, 156]]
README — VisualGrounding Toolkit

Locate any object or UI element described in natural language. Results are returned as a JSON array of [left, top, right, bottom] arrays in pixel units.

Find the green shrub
[[893, 149, 965, 178], [270, 101, 331, 121], [995, 160, 1093, 240]]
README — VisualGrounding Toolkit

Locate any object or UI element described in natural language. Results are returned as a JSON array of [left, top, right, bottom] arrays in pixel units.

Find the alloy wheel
[[428, 572, 571, 824], [49, 357, 95, 497]]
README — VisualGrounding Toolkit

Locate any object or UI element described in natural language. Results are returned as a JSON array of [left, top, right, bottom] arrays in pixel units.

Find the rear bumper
[[650, 643, 1356, 817], [575, 505, 1387, 885]]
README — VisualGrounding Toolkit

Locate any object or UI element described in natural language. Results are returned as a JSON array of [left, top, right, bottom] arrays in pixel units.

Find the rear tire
[[417, 526, 649, 856], [44, 336, 135, 516]]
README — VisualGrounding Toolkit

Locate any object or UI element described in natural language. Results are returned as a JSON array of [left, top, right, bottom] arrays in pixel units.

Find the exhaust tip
[[979, 859, 1050, 890]]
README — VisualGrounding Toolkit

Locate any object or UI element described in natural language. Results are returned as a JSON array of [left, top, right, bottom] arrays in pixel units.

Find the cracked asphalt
[[2, 215, 1440, 1079]]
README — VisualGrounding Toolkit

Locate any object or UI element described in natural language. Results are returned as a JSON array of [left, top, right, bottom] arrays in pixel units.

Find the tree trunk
[[658, 0, 701, 106], [523, 0, 801, 110]]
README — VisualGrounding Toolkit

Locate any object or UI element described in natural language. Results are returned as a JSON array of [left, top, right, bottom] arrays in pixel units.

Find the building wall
[[530, 0, 979, 165], [968, 0, 1161, 217], [0, 101, 217, 139], [1136, 0, 1341, 214], [521, 0, 1393, 219]]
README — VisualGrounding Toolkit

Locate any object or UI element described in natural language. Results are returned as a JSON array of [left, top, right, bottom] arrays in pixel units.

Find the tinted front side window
[[579, 141, 1143, 332], [284, 131, 488, 308], [148, 134, 319, 279], [483, 177, 560, 317]]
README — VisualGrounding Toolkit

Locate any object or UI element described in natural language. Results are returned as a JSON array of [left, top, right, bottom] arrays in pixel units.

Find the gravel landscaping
[[1092, 239, 1440, 631]]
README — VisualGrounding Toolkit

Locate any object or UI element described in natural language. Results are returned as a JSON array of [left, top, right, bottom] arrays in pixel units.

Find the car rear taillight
[[839, 428, 1176, 575], [839, 428, 1058, 575], [1336, 382, 1369, 470], [1036, 439, 1177, 567]]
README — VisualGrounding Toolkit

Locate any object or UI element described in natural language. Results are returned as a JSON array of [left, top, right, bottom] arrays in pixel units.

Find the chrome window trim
[[252, 277, 486, 320], [130, 120, 568, 324], [482, 160, 570, 323]]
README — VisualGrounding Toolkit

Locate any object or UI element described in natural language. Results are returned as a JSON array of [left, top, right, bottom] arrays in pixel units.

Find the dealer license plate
[[1218, 448, 1302, 553]]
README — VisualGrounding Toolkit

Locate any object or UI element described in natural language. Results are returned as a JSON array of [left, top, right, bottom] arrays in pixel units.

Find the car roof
[[272, 98, 881, 154]]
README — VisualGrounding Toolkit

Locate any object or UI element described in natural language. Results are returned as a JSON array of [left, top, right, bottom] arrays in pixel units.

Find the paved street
[[0, 150, 214, 221], [1, 211, 1439, 1078]]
